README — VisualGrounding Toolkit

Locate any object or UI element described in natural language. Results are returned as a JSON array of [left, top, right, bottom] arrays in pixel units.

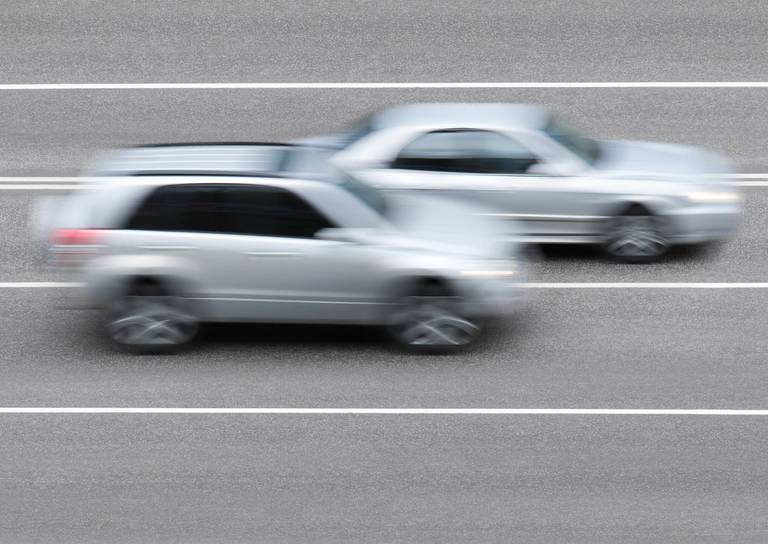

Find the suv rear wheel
[[105, 281, 198, 353]]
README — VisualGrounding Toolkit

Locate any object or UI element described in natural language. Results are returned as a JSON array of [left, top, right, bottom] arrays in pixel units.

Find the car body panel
[[320, 104, 741, 244], [46, 175, 525, 324]]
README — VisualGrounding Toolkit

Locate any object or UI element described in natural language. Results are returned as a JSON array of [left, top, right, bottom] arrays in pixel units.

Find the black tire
[[603, 206, 670, 263], [385, 280, 482, 354], [105, 280, 199, 354]]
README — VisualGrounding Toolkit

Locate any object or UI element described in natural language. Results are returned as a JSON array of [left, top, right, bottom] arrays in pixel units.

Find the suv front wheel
[[386, 281, 482, 353]]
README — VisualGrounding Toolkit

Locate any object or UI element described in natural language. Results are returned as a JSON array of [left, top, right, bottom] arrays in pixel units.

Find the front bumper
[[667, 203, 741, 244], [456, 273, 528, 318]]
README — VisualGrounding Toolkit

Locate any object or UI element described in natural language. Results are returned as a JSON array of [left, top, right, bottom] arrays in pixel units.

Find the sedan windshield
[[544, 116, 600, 164]]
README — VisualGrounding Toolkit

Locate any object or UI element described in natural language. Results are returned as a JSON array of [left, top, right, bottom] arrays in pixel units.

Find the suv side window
[[392, 129, 539, 175], [222, 185, 335, 238], [126, 183, 334, 238]]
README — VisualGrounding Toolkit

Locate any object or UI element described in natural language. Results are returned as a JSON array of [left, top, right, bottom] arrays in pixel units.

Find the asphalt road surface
[[3, 2, 768, 542]]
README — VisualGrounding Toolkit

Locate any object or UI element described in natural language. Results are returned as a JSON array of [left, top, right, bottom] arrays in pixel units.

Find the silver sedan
[[301, 103, 742, 263]]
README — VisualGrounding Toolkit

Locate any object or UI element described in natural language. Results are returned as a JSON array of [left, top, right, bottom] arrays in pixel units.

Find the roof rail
[[130, 170, 288, 178], [131, 141, 295, 149]]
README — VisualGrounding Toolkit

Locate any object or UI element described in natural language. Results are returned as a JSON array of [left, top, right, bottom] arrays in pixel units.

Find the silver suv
[[46, 174, 524, 353]]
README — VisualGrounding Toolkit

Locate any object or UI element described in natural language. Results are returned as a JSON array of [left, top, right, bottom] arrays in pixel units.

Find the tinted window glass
[[126, 183, 334, 238], [392, 130, 539, 174], [336, 175, 388, 217], [222, 185, 334, 238], [543, 117, 600, 164]]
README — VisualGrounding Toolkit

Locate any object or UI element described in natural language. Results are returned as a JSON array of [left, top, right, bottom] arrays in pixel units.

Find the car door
[[212, 184, 384, 322], [114, 183, 260, 307], [357, 129, 602, 238]]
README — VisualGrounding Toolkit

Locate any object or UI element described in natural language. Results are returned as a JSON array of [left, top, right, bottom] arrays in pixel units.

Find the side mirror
[[526, 162, 583, 177], [525, 162, 557, 175], [315, 228, 366, 244]]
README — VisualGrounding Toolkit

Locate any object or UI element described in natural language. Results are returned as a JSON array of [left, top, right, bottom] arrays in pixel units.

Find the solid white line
[[733, 181, 768, 187], [0, 179, 766, 190], [4, 282, 768, 289], [0, 408, 767, 415], [0, 282, 81, 288], [0, 177, 85, 182], [0, 185, 92, 190], [525, 282, 768, 289], [4, 82, 768, 90]]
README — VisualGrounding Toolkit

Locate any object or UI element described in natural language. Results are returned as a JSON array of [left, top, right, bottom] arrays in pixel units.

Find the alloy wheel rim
[[608, 216, 668, 258], [393, 296, 479, 346], [107, 295, 197, 346]]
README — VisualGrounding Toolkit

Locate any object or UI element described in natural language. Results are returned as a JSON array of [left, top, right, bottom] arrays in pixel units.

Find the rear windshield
[[338, 115, 374, 147], [543, 117, 600, 164]]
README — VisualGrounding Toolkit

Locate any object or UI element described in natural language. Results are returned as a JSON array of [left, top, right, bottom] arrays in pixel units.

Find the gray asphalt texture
[[3, 1, 768, 542]]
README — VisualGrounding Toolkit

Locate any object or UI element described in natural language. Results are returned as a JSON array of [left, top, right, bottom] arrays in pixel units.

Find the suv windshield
[[336, 174, 388, 217], [544, 116, 600, 164]]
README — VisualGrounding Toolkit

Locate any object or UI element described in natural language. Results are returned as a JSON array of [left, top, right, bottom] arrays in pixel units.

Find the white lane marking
[[0, 185, 92, 190], [0, 282, 81, 288], [4, 282, 768, 289], [525, 283, 768, 289], [0, 408, 767, 415], [4, 82, 768, 90], [0, 175, 766, 190]]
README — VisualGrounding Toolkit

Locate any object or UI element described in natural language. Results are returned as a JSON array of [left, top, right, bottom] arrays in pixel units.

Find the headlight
[[687, 191, 741, 204]]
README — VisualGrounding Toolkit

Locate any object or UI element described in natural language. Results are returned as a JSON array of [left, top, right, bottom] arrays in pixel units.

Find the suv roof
[[85, 143, 336, 178]]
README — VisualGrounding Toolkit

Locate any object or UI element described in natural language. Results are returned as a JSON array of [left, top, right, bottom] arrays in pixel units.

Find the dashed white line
[[0, 282, 81, 288], [3, 82, 768, 90], [4, 282, 768, 289], [0, 175, 766, 190], [0, 408, 766, 415]]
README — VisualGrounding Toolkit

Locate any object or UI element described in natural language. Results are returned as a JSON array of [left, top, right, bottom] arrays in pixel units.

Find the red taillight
[[53, 228, 104, 246]]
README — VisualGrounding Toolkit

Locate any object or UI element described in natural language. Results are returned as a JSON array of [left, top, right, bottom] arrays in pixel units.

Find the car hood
[[371, 193, 518, 259], [593, 140, 731, 182]]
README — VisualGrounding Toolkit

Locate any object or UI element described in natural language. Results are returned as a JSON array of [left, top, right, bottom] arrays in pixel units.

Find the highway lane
[[1, 285, 767, 408], [2, 415, 768, 543], [3, 88, 768, 176], [4, 3, 768, 540], [2, 0, 768, 83], [2, 186, 766, 283]]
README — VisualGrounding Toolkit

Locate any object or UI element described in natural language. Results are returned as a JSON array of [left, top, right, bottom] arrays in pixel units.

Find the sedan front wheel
[[603, 209, 670, 263]]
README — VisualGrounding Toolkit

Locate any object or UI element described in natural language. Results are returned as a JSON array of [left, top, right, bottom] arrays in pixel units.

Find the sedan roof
[[371, 103, 549, 130]]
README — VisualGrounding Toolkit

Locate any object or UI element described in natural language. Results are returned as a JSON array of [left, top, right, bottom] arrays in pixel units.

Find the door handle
[[139, 245, 197, 251], [242, 251, 303, 258]]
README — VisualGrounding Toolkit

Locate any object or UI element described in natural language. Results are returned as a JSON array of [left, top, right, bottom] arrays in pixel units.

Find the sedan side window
[[392, 129, 540, 175], [391, 130, 463, 172]]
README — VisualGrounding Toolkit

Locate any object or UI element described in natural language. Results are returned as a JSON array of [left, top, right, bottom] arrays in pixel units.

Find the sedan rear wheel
[[604, 209, 670, 263], [106, 283, 198, 353]]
